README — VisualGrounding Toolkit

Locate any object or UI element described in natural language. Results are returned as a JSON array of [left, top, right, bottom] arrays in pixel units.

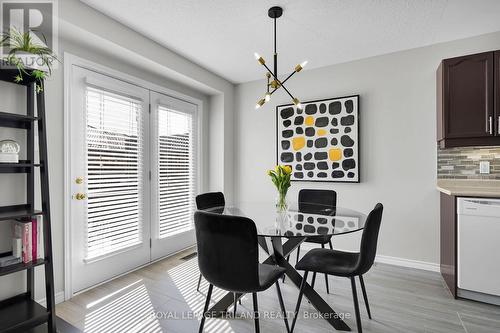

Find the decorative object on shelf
[[0, 27, 58, 93], [254, 6, 307, 110], [0, 139, 20, 163], [268, 165, 292, 212], [276, 95, 360, 183], [0, 255, 22, 267]]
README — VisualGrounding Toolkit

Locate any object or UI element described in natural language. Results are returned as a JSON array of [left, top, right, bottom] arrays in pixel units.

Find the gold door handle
[[74, 193, 86, 200]]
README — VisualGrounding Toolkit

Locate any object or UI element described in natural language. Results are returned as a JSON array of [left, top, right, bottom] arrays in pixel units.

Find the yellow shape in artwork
[[317, 129, 327, 136], [305, 116, 314, 126], [292, 136, 305, 151], [329, 148, 342, 161]]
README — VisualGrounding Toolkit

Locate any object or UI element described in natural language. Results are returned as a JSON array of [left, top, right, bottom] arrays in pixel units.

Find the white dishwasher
[[458, 197, 500, 305]]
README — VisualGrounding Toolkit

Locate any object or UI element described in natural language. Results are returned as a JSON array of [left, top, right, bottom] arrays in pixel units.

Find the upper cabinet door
[[443, 52, 494, 139]]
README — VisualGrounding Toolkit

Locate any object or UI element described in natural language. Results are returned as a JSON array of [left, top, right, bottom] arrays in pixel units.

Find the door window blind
[[157, 105, 197, 238], [85, 86, 144, 259]]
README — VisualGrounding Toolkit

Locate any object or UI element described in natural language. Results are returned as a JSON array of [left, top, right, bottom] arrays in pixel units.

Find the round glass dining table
[[201, 202, 368, 331]]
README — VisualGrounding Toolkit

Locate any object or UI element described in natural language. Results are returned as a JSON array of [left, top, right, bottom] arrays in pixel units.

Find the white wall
[[234, 30, 500, 265], [0, 0, 234, 301]]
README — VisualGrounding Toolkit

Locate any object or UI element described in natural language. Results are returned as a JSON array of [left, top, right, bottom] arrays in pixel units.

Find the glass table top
[[201, 202, 367, 238]]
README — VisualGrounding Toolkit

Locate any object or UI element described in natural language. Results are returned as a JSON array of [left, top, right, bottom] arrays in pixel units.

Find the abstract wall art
[[276, 95, 359, 183]]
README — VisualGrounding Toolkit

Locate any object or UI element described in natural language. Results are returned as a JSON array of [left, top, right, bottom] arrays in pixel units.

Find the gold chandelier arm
[[260, 62, 298, 102]]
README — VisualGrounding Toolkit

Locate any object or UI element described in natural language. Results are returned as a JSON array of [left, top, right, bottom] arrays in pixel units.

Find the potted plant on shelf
[[0, 27, 58, 93], [268, 165, 292, 213]]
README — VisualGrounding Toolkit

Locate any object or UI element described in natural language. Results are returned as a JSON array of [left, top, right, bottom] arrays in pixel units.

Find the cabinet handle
[[489, 116, 493, 135], [498, 116, 500, 135]]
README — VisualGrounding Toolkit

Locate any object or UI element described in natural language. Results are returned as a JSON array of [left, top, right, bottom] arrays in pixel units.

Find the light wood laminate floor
[[57, 247, 500, 333]]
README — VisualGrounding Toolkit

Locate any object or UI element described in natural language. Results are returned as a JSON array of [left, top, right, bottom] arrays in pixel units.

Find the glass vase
[[276, 190, 288, 213]]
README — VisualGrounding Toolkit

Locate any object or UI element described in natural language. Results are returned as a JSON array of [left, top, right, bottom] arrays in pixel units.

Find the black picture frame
[[276, 94, 360, 183]]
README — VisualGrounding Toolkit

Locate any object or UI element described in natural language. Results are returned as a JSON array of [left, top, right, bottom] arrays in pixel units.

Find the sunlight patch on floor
[[83, 282, 162, 333], [167, 258, 238, 333]]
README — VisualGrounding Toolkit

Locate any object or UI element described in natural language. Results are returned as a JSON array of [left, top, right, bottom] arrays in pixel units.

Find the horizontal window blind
[[85, 87, 144, 259], [157, 105, 197, 238]]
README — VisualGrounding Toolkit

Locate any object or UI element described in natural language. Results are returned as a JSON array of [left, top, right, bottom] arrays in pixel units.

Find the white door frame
[[63, 53, 203, 300]]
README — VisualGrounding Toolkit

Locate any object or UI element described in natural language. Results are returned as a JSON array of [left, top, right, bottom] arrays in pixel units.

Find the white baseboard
[[296, 243, 440, 273], [375, 255, 440, 273], [36, 291, 65, 307]]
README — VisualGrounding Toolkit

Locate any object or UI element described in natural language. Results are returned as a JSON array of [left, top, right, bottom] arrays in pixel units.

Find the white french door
[[150, 92, 197, 260], [70, 67, 151, 293], [69, 65, 199, 294]]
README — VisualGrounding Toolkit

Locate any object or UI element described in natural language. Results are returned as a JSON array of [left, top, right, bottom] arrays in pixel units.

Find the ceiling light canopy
[[254, 6, 307, 110]]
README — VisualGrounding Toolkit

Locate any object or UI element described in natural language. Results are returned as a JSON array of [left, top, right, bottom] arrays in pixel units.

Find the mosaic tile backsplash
[[437, 146, 500, 179]]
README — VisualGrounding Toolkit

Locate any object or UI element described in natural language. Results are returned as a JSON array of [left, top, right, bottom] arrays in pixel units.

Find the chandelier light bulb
[[255, 98, 266, 109], [254, 52, 260, 60], [295, 60, 308, 73], [297, 103, 303, 110], [265, 92, 271, 102]]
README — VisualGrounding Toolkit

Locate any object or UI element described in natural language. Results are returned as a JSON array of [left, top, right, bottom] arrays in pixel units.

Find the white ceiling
[[80, 0, 500, 83]]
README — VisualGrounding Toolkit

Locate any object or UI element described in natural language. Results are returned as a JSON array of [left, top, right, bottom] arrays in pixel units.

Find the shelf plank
[[0, 295, 49, 333], [0, 69, 37, 85], [0, 259, 47, 277], [0, 112, 38, 129], [0, 205, 43, 221], [0, 160, 41, 173]]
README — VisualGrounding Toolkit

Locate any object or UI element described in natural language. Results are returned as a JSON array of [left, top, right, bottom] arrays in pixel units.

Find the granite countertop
[[437, 179, 500, 198]]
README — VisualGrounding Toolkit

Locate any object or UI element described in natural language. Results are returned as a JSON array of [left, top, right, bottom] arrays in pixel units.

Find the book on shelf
[[11, 216, 43, 263]]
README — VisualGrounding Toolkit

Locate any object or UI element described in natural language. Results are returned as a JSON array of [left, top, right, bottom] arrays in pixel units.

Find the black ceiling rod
[[274, 16, 277, 78]]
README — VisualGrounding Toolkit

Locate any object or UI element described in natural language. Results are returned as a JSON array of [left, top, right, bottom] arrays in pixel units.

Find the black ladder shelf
[[0, 68, 57, 332]]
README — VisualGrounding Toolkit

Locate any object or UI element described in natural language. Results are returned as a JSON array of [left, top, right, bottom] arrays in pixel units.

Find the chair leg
[[291, 271, 308, 333], [311, 272, 317, 289], [233, 293, 238, 317], [252, 292, 260, 333], [320, 244, 330, 294], [295, 245, 301, 264], [324, 273, 330, 294], [199, 283, 213, 333], [350, 277, 363, 333], [275, 281, 290, 333], [359, 275, 372, 319], [197, 273, 203, 292]]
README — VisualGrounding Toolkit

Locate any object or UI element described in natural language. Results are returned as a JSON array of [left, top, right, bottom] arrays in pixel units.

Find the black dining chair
[[196, 192, 225, 211], [195, 192, 225, 292], [291, 203, 383, 333], [285, 189, 336, 294], [195, 211, 290, 333]]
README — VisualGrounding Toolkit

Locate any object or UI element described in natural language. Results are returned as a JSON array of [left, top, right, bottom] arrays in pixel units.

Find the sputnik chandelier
[[254, 6, 308, 110]]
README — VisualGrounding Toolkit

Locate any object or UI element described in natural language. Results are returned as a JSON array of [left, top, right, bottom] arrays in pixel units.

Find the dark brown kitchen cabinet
[[437, 51, 500, 148]]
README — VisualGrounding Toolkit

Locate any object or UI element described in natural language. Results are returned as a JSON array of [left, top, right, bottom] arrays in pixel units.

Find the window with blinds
[[85, 87, 144, 259], [157, 105, 197, 238]]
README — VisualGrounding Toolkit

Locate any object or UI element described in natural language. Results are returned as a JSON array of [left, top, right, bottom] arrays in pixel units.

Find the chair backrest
[[298, 189, 337, 214], [195, 192, 225, 210], [194, 210, 260, 293], [354, 203, 384, 275]]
